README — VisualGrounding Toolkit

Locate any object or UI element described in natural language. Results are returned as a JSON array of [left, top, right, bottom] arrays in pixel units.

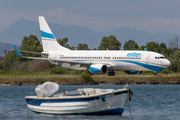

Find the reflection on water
[[0, 85, 180, 120]]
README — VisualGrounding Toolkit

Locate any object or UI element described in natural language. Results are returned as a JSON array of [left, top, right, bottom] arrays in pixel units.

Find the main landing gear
[[153, 71, 157, 76], [108, 71, 115, 76], [87, 71, 93, 75]]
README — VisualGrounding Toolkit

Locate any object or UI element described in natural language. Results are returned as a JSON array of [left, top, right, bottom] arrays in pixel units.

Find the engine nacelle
[[125, 71, 143, 74], [88, 64, 108, 74]]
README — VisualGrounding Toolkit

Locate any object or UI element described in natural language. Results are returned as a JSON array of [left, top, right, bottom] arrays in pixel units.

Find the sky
[[1, 0, 180, 34]]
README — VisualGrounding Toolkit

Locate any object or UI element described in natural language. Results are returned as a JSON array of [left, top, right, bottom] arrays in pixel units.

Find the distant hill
[[0, 18, 179, 53], [0, 42, 20, 55]]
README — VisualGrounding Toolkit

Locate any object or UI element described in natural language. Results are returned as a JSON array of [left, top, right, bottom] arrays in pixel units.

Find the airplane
[[13, 16, 171, 76]]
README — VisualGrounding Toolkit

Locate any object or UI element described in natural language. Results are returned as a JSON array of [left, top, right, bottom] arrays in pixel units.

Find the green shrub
[[141, 71, 154, 75], [0, 63, 3, 70], [81, 74, 94, 83], [162, 69, 173, 74], [50, 66, 67, 74]]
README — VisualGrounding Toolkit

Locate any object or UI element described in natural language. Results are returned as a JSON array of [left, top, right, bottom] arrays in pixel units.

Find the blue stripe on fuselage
[[118, 60, 165, 71], [74, 60, 165, 71]]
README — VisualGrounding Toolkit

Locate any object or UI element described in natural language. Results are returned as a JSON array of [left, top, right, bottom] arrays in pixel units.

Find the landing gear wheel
[[87, 71, 93, 75], [153, 72, 157, 76], [108, 71, 115, 76]]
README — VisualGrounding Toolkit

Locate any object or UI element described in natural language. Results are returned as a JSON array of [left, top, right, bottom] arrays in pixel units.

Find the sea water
[[0, 85, 180, 120]]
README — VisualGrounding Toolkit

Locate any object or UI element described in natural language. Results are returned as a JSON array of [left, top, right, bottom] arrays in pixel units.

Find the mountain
[[0, 18, 39, 45], [0, 42, 20, 56], [0, 18, 179, 54], [106, 26, 178, 46]]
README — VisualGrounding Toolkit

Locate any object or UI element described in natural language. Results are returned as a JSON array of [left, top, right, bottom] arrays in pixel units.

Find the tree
[[66, 46, 75, 50], [138, 42, 172, 56], [2, 50, 19, 70], [0, 62, 3, 70], [168, 37, 180, 53], [76, 43, 88, 50], [145, 41, 160, 52], [2, 35, 43, 70], [20, 35, 42, 57], [159, 43, 167, 53], [57, 38, 75, 50], [164, 47, 172, 57], [138, 45, 146, 50], [123, 39, 139, 50], [159, 43, 172, 57], [98, 35, 121, 50], [168, 50, 180, 72], [57, 38, 69, 47]]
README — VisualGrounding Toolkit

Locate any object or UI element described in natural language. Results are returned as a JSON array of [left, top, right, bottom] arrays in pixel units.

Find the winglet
[[144, 48, 147, 51], [13, 45, 24, 58]]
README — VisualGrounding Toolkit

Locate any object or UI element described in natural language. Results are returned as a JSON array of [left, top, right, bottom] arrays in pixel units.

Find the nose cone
[[163, 59, 171, 67]]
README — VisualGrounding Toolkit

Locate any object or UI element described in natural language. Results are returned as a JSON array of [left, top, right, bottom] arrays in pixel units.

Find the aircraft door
[[146, 54, 151, 63], [54, 54, 57, 59]]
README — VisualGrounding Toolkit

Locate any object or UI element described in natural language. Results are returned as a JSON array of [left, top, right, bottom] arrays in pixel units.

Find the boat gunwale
[[25, 88, 128, 100]]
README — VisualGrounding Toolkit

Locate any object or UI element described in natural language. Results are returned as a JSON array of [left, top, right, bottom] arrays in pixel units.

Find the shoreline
[[0, 74, 180, 85]]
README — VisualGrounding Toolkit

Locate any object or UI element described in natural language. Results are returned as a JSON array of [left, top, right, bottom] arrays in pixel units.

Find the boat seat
[[78, 88, 115, 96]]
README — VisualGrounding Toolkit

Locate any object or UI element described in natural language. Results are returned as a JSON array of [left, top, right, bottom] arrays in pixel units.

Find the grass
[[0, 70, 180, 85]]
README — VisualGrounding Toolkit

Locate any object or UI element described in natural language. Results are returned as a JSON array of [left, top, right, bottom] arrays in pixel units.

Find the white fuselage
[[46, 50, 171, 72]]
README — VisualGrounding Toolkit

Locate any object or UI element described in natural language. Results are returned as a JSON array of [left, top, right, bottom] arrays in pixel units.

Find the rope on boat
[[128, 88, 132, 116], [0, 99, 37, 115]]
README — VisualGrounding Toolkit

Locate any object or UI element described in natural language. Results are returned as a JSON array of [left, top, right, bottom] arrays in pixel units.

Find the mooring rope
[[127, 88, 132, 116], [0, 99, 37, 115]]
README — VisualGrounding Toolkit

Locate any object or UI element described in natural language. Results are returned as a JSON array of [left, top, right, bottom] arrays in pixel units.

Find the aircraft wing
[[13, 45, 91, 65]]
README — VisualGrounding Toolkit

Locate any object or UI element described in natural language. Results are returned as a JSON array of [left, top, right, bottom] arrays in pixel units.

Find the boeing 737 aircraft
[[14, 16, 171, 76]]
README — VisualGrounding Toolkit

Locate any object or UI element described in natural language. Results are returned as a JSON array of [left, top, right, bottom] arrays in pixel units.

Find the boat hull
[[25, 90, 128, 115]]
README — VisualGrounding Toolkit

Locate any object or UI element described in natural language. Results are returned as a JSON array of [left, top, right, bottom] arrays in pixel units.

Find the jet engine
[[88, 64, 108, 74], [125, 71, 143, 74]]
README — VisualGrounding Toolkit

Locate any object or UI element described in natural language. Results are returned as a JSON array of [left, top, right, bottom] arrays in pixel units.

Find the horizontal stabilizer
[[19, 50, 48, 55]]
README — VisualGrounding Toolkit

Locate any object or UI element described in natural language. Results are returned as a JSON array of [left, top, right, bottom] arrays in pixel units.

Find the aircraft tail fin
[[38, 16, 70, 52]]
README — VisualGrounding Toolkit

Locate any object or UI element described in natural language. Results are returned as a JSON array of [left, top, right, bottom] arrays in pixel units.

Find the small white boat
[[25, 82, 133, 115]]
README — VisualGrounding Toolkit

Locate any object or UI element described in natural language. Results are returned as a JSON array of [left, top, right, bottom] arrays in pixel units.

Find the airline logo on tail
[[40, 30, 55, 39]]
